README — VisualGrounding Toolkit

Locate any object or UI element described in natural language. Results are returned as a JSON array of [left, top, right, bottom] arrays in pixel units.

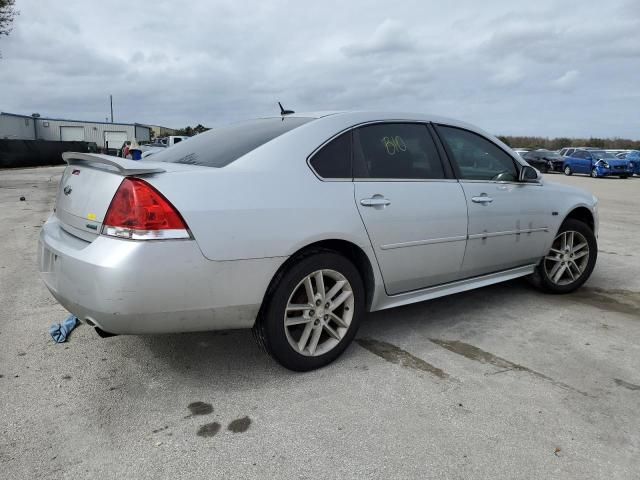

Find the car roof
[[282, 110, 474, 127]]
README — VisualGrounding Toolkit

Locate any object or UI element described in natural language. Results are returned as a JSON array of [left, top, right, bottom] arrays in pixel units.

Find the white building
[[0, 112, 151, 148]]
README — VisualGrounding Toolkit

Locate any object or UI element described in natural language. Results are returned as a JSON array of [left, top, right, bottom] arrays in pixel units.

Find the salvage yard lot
[[1, 166, 639, 479]]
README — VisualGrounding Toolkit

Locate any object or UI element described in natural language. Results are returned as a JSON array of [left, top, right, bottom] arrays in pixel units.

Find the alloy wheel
[[284, 269, 354, 357], [544, 231, 590, 286], [591, 168, 598, 178]]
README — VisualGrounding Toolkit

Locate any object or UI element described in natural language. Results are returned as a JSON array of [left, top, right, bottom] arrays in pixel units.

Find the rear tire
[[253, 251, 365, 371], [528, 218, 597, 294], [564, 165, 572, 176]]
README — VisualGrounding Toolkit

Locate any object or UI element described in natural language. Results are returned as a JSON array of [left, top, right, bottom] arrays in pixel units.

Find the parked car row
[[515, 147, 639, 178]]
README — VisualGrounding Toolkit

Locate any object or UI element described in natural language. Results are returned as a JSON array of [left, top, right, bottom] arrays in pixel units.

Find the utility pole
[[110, 94, 114, 123]]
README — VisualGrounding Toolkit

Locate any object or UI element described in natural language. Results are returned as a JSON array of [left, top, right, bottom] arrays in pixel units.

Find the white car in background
[[141, 135, 189, 158]]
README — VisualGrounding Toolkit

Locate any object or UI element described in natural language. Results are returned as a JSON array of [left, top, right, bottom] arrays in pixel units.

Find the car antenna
[[278, 101, 295, 116]]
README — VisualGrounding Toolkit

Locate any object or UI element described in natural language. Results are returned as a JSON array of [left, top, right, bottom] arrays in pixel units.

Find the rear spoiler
[[62, 152, 165, 176]]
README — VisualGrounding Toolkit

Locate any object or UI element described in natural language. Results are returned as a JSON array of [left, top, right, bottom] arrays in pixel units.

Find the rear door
[[351, 122, 468, 294], [435, 124, 551, 278], [573, 150, 591, 173]]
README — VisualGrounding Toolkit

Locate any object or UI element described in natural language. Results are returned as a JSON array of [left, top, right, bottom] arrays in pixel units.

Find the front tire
[[591, 168, 599, 178], [564, 165, 572, 176], [253, 251, 365, 371], [528, 218, 597, 294]]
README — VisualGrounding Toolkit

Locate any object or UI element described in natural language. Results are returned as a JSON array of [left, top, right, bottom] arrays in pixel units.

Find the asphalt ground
[[1, 166, 638, 479]]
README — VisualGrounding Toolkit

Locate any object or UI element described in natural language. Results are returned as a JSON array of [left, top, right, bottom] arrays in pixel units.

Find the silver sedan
[[38, 111, 598, 371]]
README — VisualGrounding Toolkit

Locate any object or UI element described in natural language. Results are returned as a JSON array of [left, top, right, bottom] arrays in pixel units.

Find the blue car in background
[[563, 149, 632, 178], [624, 150, 640, 176]]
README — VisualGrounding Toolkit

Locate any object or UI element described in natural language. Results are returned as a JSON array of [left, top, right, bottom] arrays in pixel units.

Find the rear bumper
[[38, 215, 285, 334]]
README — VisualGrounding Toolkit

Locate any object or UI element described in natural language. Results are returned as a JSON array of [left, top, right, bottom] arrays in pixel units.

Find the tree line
[[497, 135, 640, 150], [174, 124, 210, 136]]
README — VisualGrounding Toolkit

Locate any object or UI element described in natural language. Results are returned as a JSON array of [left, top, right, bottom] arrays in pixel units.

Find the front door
[[435, 124, 551, 278], [352, 122, 468, 295]]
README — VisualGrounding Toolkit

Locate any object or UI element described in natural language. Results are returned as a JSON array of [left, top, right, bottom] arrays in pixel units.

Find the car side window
[[352, 123, 445, 180], [436, 125, 518, 182], [309, 132, 351, 179]]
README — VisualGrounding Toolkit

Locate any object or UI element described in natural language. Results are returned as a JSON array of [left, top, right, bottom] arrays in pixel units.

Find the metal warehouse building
[[0, 112, 151, 149]]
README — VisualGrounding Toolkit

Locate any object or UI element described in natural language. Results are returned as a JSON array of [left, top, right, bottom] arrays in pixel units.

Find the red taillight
[[102, 178, 190, 240]]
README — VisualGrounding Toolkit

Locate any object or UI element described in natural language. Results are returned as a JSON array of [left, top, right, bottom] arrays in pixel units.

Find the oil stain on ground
[[197, 422, 221, 438], [429, 338, 589, 396], [227, 416, 251, 433], [569, 288, 640, 318], [614, 378, 640, 391], [187, 401, 213, 416], [356, 338, 450, 379]]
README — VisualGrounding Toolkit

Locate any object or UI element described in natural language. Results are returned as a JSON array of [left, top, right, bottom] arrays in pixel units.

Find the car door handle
[[471, 195, 494, 204], [360, 197, 391, 207]]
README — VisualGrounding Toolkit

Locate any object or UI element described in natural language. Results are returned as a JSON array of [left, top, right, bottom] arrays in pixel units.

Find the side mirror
[[519, 165, 540, 183]]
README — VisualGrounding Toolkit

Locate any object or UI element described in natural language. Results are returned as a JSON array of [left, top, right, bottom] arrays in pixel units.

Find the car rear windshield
[[155, 117, 312, 167]]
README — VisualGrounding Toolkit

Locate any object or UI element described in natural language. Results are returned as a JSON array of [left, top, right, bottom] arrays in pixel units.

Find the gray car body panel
[[38, 111, 598, 334]]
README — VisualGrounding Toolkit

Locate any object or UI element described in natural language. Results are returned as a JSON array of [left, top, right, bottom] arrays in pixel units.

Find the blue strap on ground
[[50, 315, 79, 343]]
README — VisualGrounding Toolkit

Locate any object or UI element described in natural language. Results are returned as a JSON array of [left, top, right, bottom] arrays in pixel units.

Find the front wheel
[[528, 218, 597, 294], [253, 251, 365, 371], [591, 168, 599, 178], [564, 165, 572, 176]]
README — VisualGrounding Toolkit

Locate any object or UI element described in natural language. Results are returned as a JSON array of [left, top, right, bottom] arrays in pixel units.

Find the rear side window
[[309, 132, 351, 178], [154, 117, 312, 167], [353, 123, 445, 179], [436, 125, 518, 182]]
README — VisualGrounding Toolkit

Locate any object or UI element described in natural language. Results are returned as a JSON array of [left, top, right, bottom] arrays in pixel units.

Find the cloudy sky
[[1, 0, 639, 137]]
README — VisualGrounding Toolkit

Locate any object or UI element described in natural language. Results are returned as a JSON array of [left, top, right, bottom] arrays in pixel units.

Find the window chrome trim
[[459, 179, 543, 186], [354, 178, 459, 183]]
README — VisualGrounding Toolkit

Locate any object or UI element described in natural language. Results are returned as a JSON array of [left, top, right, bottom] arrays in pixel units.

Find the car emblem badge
[[63, 186, 72, 196]]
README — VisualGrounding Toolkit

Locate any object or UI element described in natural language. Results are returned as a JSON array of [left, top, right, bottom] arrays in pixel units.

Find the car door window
[[436, 125, 518, 181], [309, 132, 351, 179], [353, 123, 445, 179]]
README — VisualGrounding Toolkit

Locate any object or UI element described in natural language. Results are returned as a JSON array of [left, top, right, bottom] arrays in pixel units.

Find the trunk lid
[[55, 152, 167, 240]]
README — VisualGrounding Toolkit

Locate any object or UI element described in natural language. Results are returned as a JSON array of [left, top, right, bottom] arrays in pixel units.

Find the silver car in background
[[38, 111, 599, 371]]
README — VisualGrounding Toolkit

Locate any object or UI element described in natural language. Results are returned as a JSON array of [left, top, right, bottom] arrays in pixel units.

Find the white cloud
[[551, 70, 580, 90]]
